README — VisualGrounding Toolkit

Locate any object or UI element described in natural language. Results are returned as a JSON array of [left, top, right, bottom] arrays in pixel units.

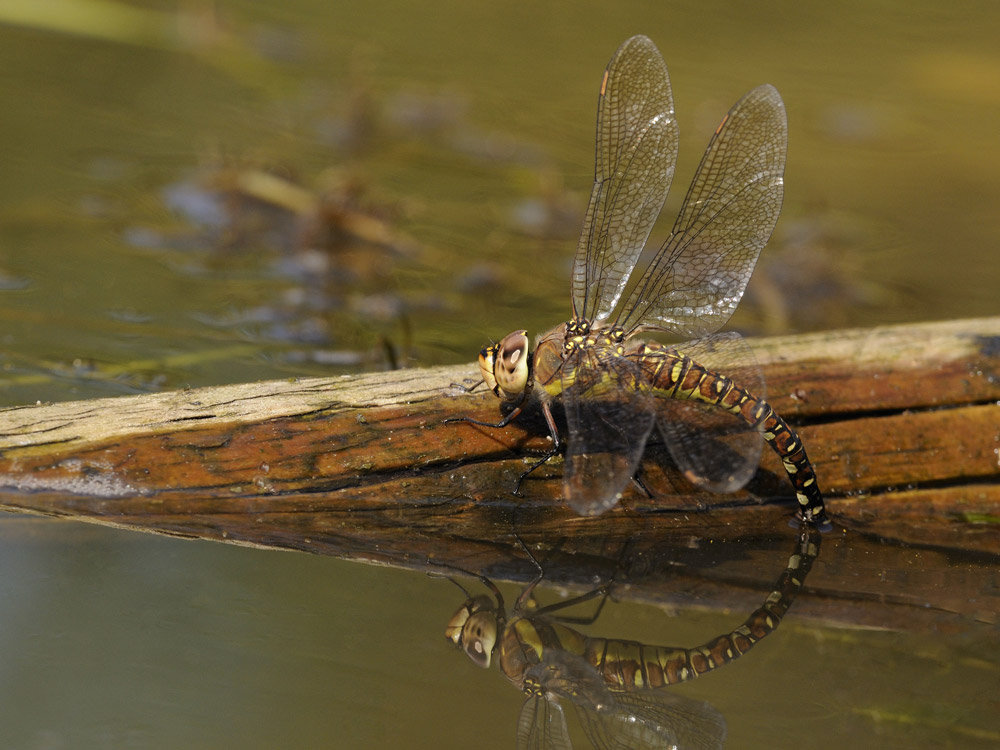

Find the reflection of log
[[0, 317, 997, 630]]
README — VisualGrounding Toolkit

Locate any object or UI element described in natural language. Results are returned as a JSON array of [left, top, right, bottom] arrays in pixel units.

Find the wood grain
[[0, 317, 997, 631]]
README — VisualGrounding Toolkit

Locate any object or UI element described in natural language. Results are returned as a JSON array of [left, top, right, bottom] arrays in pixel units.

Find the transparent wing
[[617, 85, 787, 338], [572, 35, 679, 324], [561, 346, 656, 515], [576, 692, 726, 750], [644, 333, 764, 493], [525, 649, 616, 712], [517, 695, 575, 750], [525, 650, 726, 750]]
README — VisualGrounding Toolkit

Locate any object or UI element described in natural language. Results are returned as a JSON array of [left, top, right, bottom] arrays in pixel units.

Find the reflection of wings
[[580, 691, 726, 750], [517, 696, 574, 750], [516, 651, 725, 750]]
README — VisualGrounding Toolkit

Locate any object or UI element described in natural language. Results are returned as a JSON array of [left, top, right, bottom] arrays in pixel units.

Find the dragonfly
[[446, 526, 821, 749], [458, 35, 829, 527]]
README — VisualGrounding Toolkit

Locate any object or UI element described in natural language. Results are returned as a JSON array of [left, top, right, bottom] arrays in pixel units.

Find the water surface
[[0, 1, 997, 747]]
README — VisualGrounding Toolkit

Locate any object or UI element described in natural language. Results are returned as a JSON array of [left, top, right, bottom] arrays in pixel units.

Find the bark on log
[[0, 317, 997, 631]]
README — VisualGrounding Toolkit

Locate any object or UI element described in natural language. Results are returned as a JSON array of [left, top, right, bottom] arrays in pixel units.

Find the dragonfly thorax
[[479, 330, 531, 399], [565, 317, 590, 336], [563, 322, 627, 355]]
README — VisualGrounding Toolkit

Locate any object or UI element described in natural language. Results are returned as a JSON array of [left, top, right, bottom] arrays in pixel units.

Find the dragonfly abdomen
[[637, 342, 828, 526], [583, 630, 772, 689], [582, 528, 818, 691]]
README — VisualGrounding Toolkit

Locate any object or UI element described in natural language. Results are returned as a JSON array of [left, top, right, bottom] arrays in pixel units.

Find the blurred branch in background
[[0, 0, 296, 89]]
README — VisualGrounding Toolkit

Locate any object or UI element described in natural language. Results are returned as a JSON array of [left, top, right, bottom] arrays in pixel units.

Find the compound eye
[[444, 603, 471, 645], [494, 331, 529, 397], [478, 344, 500, 396], [460, 612, 497, 669]]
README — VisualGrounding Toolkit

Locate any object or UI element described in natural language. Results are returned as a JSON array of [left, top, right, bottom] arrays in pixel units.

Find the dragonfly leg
[[449, 377, 485, 393], [443, 391, 527, 428], [512, 449, 560, 495], [511, 401, 563, 496], [536, 588, 613, 625], [512, 533, 547, 609], [630, 470, 654, 499], [425, 558, 507, 613], [530, 535, 637, 623], [448, 405, 557, 496], [512, 534, 614, 621]]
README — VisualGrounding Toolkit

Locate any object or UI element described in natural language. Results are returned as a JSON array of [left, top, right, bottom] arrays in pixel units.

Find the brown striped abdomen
[[636, 342, 828, 526], [579, 527, 820, 690]]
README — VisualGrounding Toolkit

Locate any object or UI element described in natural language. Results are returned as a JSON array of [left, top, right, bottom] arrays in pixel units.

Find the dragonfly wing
[[601, 691, 727, 750], [519, 649, 611, 750], [573, 701, 680, 750], [525, 650, 725, 750], [573, 35, 679, 323], [650, 333, 765, 493], [517, 696, 574, 750], [618, 84, 787, 338], [561, 347, 656, 515], [526, 649, 616, 710]]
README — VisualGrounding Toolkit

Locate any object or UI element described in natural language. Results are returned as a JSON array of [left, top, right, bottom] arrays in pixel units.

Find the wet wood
[[0, 316, 997, 630]]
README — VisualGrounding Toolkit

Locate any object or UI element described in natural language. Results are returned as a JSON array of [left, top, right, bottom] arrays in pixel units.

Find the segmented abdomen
[[584, 528, 819, 690], [636, 342, 828, 526]]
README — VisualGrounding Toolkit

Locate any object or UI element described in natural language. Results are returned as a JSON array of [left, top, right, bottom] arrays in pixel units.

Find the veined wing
[[518, 649, 609, 750], [517, 696, 574, 750], [572, 691, 726, 750], [572, 35, 678, 324], [616, 84, 787, 338], [644, 333, 764, 494], [521, 650, 725, 750], [561, 344, 656, 515]]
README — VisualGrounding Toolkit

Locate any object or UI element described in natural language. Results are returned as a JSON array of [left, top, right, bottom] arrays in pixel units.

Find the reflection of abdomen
[[583, 527, 820, 690]]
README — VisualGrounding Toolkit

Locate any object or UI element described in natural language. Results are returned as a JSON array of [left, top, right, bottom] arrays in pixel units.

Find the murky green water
[[0, 1, 997, 748]]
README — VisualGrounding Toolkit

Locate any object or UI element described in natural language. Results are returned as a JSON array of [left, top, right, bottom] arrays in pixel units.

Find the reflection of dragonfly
[[458, 35, 828, 527], [446, 527, 820, 749]]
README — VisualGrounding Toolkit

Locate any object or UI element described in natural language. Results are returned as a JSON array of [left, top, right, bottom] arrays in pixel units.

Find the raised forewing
[[617, 84, 787, 338], [572, 35, 679, 324]]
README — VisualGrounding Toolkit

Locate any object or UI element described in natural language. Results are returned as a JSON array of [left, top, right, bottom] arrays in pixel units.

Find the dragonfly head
[[479, 330, 531, 400], [445, 594, 500, 669]]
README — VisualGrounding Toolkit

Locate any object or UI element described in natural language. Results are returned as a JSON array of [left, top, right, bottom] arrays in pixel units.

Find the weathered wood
[[0, 317, 997, 630]]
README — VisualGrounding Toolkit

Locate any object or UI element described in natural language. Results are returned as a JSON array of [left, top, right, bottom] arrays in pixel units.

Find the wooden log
[[0, 317, 997, 631]]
